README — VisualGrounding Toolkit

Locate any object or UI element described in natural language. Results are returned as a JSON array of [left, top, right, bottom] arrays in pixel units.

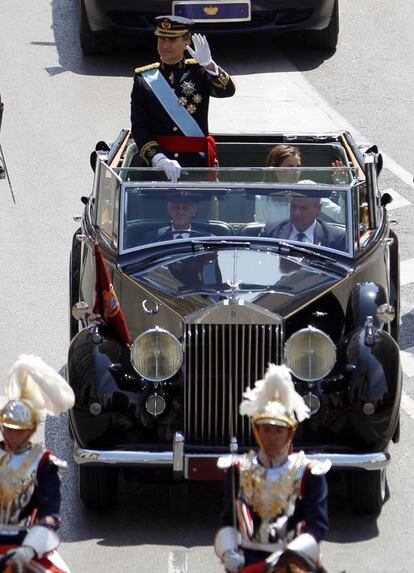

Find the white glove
[[152, 153, 181, 182], [6, 546, 36, 572], [222, 549, 245, 573], [187, 33, 213, 66]]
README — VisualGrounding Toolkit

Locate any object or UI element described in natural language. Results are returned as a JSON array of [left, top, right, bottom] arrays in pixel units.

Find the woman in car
[[255, 145, 345, 225]]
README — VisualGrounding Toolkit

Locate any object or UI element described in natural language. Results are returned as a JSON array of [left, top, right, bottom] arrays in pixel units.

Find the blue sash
[[142, 68, 204, 137]]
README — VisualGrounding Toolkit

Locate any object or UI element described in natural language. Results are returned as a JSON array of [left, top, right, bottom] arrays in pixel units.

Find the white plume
[[239, 363, 309, 422], [6, 354, 75, 416]]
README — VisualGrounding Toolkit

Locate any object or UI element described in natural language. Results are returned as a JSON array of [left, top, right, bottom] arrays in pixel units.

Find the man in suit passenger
[[261, 195, 346, 251], [145, 198, 207, 242]]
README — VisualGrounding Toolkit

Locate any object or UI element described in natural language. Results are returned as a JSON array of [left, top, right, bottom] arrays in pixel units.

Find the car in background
[[80, 0, 339, 54], [68, 129, 401, 514]]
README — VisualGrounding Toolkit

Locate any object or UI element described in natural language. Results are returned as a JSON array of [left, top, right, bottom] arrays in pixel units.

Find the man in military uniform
[[214, 364, 330, 573], [0, 355, 75, 572], [130, 15, 235, 181]]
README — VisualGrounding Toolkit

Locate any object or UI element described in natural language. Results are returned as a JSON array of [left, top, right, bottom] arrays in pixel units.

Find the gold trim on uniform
[[134, 62, 160, 74], [212, 70, 230, 88], [140, 140, 159, 165], [239, 451, 304, 520], [184, 59, 197, 65]]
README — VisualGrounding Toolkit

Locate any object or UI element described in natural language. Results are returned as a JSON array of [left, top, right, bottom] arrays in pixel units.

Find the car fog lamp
[[363, 402, 375, 416], [131, 327, 183, 382], [285, 327, 336, 382], [90, 402, 102, 416], [145, 394, 166, 417]]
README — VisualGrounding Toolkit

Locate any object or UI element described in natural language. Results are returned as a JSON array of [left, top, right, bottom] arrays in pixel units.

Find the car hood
[[128, 247, 347, 318]]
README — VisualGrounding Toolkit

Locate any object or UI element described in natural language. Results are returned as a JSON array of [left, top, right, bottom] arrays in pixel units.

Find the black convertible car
[[68, 129, 401, 514]]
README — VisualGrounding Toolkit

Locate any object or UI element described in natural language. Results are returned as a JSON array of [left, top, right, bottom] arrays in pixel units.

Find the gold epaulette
[[184, 58, 198, 65], [134, 62, 160, 74]]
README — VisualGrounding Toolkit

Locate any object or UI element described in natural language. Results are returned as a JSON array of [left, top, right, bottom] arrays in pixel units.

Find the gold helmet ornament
[[239, 364, 310, 448], [0, 355, 75, 431]]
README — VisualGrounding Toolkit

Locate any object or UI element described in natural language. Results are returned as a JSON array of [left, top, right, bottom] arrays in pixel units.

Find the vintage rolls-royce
[[68, 130, 401, 514]]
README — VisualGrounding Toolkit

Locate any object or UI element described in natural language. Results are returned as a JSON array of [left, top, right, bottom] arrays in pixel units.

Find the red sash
[[155, 135, 217, 167]]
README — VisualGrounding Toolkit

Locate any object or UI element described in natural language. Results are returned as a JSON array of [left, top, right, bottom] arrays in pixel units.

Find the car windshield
[[117, 167, 355, 256]]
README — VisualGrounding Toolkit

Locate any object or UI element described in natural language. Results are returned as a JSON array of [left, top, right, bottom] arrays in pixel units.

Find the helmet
[[240, 364, 310, 430], [0, 399, 39, 430]]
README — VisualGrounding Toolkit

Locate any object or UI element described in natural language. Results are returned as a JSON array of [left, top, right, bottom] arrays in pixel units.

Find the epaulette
[[134, 62, 160, 74], [48, 453, 68, 469], [184, 58, 198, 65], [308, 458, 332, 476]]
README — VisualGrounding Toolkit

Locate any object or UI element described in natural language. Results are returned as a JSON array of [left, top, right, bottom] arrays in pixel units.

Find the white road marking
[[168, 551, 188, 573], [400, 259, 414, 286], [213, 54, 414, 192], [401, 391, 414, 420], [400, 347, 414, 378], [383, 187, 411, 210]]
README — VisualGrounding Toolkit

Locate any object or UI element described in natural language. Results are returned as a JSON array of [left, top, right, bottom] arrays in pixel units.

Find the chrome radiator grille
[[184, 323, 283, 447]]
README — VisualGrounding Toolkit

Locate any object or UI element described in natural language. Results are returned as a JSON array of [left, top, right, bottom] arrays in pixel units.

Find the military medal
[[181, 80, 196, 95]]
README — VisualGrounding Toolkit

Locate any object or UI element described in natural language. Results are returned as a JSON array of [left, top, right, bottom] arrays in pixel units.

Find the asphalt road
[[1, 0, 414, 571]]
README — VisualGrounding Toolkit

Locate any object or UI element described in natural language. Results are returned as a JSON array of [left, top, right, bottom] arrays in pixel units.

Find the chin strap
[[23, 525, 60, 556]]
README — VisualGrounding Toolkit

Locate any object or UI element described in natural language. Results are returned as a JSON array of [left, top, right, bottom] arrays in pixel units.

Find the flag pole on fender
[[93, 242, 131, 348]]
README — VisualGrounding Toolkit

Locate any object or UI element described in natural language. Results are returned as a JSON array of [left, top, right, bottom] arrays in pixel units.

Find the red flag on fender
[[93, 243, 131, 347]]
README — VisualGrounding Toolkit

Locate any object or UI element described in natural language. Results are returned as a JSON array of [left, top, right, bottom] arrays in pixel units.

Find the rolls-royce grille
[[185, 323, 282, 448]]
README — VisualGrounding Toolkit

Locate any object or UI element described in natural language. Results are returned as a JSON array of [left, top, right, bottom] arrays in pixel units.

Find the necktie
[[296, 232, 306, 242], [175, 234, 184, 239]]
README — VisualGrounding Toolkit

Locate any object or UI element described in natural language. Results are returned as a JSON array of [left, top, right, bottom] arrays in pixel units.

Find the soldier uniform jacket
[[0, 442, 62, 546], [220, 451, 328, 564], [130, 58, 235, 166]]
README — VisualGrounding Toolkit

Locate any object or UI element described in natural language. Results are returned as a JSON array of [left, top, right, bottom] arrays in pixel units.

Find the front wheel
[[78, 465, 119, 509], [347, 468, 387, 514], [304, 0, 339, 50]]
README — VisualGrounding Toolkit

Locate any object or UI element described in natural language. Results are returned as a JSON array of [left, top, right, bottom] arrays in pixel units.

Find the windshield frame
[[116, 167, 355, 259]]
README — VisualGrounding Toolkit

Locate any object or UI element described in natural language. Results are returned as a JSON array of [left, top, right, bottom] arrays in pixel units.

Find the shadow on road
[[46, 413, 380, 549]]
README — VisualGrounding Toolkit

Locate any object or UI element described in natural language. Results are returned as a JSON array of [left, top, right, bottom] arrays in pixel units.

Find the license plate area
[[173, 0, 251, 23]]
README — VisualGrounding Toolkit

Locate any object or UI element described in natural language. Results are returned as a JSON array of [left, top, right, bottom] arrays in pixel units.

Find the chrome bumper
[[74, 433, 390, 475]]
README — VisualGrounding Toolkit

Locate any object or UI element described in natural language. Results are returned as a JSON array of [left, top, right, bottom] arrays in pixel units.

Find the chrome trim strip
[[74, 447, 390, 471], [306, 452, 390, 470], [74, 446, 173, 465]]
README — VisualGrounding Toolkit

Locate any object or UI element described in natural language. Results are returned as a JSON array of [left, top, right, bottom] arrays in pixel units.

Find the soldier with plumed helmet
[[214, 364, 330, 573], [0, 355, 75, 572], [130, 15, 235, 182]]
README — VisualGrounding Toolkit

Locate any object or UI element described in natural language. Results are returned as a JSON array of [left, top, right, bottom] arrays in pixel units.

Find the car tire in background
[[347, 468, 386, 514], [304, 0, 339, 50], [79, 466, 119, 509], [80, 0, 114, 55]]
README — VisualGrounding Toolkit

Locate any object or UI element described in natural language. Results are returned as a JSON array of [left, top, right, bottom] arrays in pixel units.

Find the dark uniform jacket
[[0, 444, 61, 547], [130, 58, 235, 166]]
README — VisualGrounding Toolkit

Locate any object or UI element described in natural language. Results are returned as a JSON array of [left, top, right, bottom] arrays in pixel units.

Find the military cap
[[154, 15, 193, 38]]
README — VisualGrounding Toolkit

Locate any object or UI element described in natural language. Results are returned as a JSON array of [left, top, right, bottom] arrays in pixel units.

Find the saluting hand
[[187, 33, 213, 66]]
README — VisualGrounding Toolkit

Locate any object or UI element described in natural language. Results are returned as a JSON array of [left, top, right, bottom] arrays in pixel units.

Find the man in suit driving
[[261, 195, 346, 251]]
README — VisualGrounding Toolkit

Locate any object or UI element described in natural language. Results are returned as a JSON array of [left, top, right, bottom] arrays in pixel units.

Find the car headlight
[[131, 327, 183, 382], [285, 326, 336, 382]]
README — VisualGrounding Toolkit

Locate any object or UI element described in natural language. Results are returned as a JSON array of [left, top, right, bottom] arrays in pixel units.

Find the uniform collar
[[160, 57, 185, 70]]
